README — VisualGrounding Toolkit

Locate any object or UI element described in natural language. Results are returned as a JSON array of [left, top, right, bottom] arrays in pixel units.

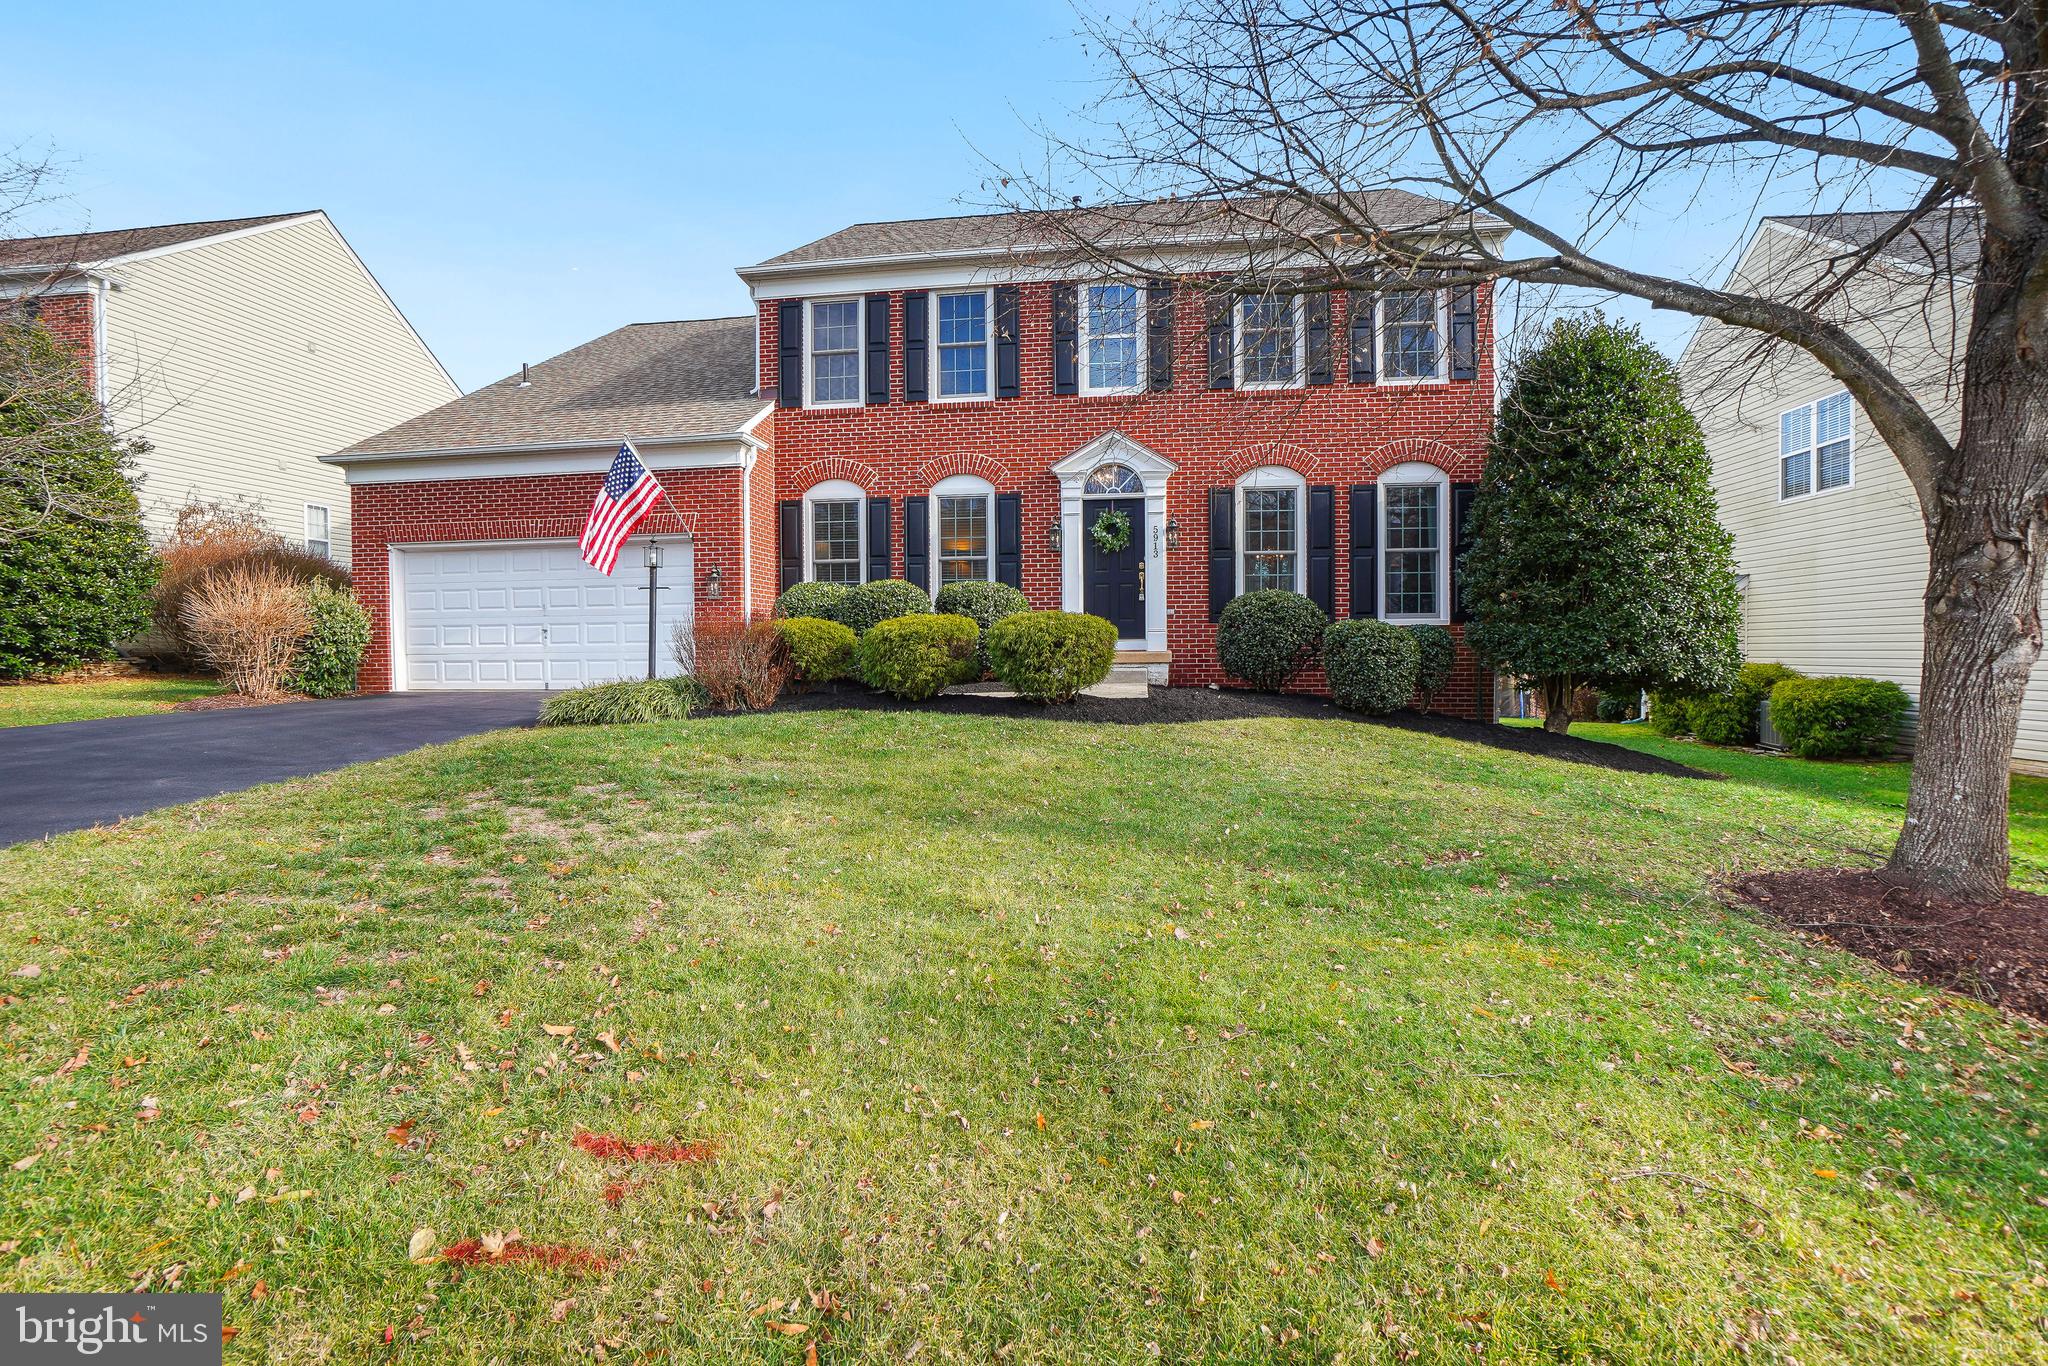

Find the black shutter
[[904, 496, 929, 591], [994, 285, 1021, 398], [902, 291, 928, 403], [1146, 279, 1174, 391], [995, 493, 1023, 588], [1450, 481, 1479, 622], [1051, 285, 1079, 395], [1349, 485, 1377, 618], [1348, 289, 1377, 384], [865, 497, 891, 583], [1207, 487, 1235, 621], [777, 300, 804, 408], [1206, 295, 1234, 389], [778, 498, 802, 591], [864, 293, 891, 405], [1305, 294, 1332, 386], [1449, 285, 1478, 381], [1307, 485, 1335, 616]]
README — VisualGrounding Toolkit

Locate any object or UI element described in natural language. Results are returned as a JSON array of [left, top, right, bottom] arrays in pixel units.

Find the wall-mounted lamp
[[644, 540, 662, 569], [1047, 520, 1063, 553], [704, 565, 723, 600], [1164, 516, 1181, 552]]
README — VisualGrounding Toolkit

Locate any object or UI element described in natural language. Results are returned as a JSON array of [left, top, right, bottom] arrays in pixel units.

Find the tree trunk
[[1888, 221, 2048, 902], [1540, 676, 1575, 734]]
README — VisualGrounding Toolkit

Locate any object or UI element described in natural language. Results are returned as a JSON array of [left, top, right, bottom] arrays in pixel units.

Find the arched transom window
[[1083, 463, 1143, 496]]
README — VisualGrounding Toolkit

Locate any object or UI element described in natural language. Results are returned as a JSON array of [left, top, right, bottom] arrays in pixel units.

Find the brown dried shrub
[[676, 617, 789, 711], [150, 501, 347, 665], [180, 563, 312, 699]]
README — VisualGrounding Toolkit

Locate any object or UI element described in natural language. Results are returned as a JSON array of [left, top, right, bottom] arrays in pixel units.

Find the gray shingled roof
[[1767, 206, 1980, 276], [751, 191, 1502, 270], [338, 316, 762, 457], [0, 212, 315, 270]]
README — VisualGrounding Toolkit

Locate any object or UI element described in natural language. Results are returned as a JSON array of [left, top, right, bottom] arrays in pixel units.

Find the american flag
[[579, 443, 662, 574]]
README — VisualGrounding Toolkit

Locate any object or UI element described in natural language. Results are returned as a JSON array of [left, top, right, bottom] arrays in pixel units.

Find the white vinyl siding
[[98, 214, 458, 567]]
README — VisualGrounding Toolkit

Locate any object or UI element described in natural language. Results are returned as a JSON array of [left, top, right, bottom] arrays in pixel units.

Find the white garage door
[[396, 539, 694, 690]]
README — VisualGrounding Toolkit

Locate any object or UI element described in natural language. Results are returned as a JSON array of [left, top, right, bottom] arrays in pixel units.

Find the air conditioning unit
[[1757, 697, 1787, 751]]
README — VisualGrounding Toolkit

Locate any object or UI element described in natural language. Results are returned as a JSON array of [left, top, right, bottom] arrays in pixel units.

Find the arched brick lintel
[[915, 451, 1011, 487], [787, 456, 882, 493], [1362, 438, 1470, 479], [1219, 442, 1330, 482]]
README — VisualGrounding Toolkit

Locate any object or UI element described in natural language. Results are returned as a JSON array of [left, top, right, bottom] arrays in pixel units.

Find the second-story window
[[1780, 391, 1853, 499], [1379, 288, 1445, 382], [1082, 283, 1143, 394], [808, 298, 862, 406], [1238, 296, 1299, 388], [935, 290, 990, 399]]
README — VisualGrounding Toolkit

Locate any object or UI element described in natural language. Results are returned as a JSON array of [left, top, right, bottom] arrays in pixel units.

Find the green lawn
[[1, 708, 2042, 1362], [0, 676, 221, 727]]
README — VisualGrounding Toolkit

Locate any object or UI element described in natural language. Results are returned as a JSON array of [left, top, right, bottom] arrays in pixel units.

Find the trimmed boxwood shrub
[[857, 613, 979, 700], [1407, 625, 1455, 709], [1324, 619, 1419, 714], [776, 615, 857, 683], [988, 611, 1117, 703], [539, 678, 692, 726], [284, 581, 371, 697], [1692, 662, 1804, 746], [1216, 590, 1328, 691], [838, 578, 931, 636], [1647, 690, 1697, 736], [774, 580, 849, 622], [1768, 676, 1910, 758], [935, 580, 1030, 673]]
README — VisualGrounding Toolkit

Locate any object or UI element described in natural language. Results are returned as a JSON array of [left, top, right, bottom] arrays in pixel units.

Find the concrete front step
[[947, 662, 1152, 701]]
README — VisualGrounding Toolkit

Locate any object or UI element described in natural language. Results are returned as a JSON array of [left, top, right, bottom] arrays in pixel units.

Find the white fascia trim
[[738, 402, 775, 435], [330, 433, 758, 485]]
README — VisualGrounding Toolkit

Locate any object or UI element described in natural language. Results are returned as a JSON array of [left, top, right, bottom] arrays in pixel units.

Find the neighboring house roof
[[0, 211, 317, 270], [336, 316, 763, 456], [749, 190, 1507, 271], [1764, 206, 1981, 277]]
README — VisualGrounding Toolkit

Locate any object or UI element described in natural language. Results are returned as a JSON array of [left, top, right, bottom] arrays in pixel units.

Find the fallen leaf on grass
[[597, 1030, 621, 1053], [220, 1262, 251, 1281], [573, 1132, 716, 1164], [53, 1043, 89, 1079], [1813, 1168, 1839, 1180], [386, 1120, 416, 1145], [10, 1153, 37, 1172], [1364, 1237, 1387, 1258], [1188, 1120, 1214, 1131], [764, 1321, 807, 1336], [407, 1228, 436, 1261], [541, 1024, 576, 1038], [440, 1238, 613, 1273], [1544, 1269, 1563, 1293]]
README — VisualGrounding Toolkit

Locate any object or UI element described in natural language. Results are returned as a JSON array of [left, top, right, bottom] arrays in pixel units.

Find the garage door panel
[[396, 538, 693, 691]]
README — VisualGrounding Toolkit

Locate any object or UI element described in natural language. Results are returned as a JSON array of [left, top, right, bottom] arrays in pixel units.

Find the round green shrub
[[1647, 690, 1696, 736], [774, 580, 850, 622], [856, 613, 979, 700], [1407, 625, 1455, 707], [935, 580, 1030, 673], [987, 611, 1117, 703], [1216, 590, 1328, 691], [284, 581, 370, 697], [1323, 619, 1420, 714], [538, 678, 692, 726], [838, 578, 932, 636], [1595, 690, 1640, 723], [776, 615, 857, 683], [1689, 662, 1805, 746], [1768, 676, 1910, 759]]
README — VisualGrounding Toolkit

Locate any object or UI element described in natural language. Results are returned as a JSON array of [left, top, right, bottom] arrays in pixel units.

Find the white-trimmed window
[[804, 480, 865, 584], [1081, 283, 1144, 394], [1236, 465, 1306, 594], [1780, 391, 1853, 499], [933, 289, 992, 400], [1237, 295, 1302, 389], [304, 503, 332, 560], [931, 474, 994, 583], [1379, 288, 1447, 382], [806, 297, 862, 407], [1379, 462, 1450, 623]]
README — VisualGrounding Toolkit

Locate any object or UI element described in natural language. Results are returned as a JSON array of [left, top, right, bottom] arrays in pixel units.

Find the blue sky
[[5, 2, 1828, 391]]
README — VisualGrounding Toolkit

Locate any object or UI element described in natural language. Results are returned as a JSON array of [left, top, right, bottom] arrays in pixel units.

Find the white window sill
[[1237, 380, 1305, 393], [1375, 373, 1450, 387], [930, 392, 994, 405], [804, 399, 863, 412]]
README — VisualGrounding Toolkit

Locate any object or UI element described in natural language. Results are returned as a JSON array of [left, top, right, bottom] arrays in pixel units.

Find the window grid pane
[[1381, 290, 1441, 379], [1781, 452, 1812, 499], [812, 500, 860, 583], [1243, 487, 1297, 591], [810, 300, 860, 403], [1383, 485, 1439, 616], [1817, 439, 1852, 490], [1240, 297, 1296, 384], [1086, 285, 1141, 390], [937, 495, 989, 582], [937, 293, 989, 397]]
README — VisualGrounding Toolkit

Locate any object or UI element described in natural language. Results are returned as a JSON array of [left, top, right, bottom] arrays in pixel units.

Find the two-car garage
[[391, 538, 695, 690]]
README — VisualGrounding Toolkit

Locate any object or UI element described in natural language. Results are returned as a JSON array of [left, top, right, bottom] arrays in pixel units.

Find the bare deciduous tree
[[1001, 0, 2041, 902]]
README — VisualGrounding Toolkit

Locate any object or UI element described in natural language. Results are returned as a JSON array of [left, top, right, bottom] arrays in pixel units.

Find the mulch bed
[[742, 684, 1714, 781], [171, 692, 314, 713], [1732, 869, 2048, 1022]]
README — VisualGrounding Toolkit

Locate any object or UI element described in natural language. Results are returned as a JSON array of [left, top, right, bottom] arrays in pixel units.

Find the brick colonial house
[[328, 197, 1504, 708]]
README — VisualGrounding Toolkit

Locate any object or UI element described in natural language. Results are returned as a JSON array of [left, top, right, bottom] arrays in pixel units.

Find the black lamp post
[[641, 541, 664, 679]]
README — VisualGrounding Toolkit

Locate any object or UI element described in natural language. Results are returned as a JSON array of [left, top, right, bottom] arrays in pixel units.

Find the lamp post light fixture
[[1165, 516, 1181, 552], [644, 540, 662, 569], [641, 541, 665, 680]]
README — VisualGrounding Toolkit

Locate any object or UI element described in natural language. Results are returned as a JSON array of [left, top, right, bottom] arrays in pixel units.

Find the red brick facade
[[14, 290, 96, 378]]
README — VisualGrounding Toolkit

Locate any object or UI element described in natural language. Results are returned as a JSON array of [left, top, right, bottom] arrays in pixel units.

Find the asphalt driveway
[[0, 692, 543, 846]]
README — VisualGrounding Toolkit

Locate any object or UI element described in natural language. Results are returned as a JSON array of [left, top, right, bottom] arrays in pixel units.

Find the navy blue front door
[[1082, 498, 1145, 639]]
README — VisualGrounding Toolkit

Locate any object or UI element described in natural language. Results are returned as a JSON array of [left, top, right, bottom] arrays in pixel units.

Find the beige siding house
[[0, 212, 458, 565], [1678, 209, 2048, 770]]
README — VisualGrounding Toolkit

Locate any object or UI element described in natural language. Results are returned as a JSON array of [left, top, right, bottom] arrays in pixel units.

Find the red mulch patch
[[573, 1131, 717, 1164], [439, 1239, 614, 1273], [171, 692, 310, 712], [1731, 869, 2048, 1022]]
